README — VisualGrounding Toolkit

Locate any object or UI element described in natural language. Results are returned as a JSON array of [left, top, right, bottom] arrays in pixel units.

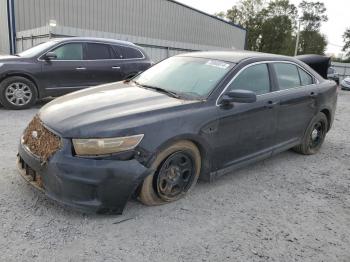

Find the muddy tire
[[293, 112, 328, 155], [0, 76, 37, 110], [139, 141, 201, 206]]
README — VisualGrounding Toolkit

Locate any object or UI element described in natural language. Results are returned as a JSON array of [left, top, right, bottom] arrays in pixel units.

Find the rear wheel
[[293, 112, 328, 155], [139, 141, 201, 205], [0, 76, 37, 110]]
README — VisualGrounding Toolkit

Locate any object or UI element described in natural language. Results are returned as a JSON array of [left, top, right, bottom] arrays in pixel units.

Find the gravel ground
[[0, 91, 349, 262]]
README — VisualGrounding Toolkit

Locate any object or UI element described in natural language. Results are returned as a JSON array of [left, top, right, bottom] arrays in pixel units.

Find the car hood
[[39, 82, 197, 138], [0, 55, 22, 62]]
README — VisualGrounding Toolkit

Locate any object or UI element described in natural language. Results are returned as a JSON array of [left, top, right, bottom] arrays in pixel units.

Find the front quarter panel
[[134, 101, 219, 177]]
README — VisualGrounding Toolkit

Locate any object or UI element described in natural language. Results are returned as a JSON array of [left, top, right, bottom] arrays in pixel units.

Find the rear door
[[214, 63, 279, 169], [84, 42, 123, 85], [39, 42, 89, 94], [113, 45, 149, 79], [271, 62, 318, 146]]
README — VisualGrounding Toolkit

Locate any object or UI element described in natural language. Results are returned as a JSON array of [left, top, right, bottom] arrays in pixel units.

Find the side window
[[274, 63, 301, 90], [227, 64, 270, 95], [85, 43, 114, 60], [298, 68, 314, 86], [114, 45, 144, 59], [50, 43, 83, 60]]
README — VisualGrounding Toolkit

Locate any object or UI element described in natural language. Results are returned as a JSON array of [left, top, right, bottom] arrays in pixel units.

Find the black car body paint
[[17, 51, 338, 214]]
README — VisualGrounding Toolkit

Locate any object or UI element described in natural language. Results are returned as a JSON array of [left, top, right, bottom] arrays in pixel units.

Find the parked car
[[17, 51, 338, 214], [327, 67, 340, 85], [0, 37, 152, 109], [340, 77, 350, 90]]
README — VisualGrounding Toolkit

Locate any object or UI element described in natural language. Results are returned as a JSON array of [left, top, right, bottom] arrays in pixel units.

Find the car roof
[[178, 50, 297, 64], [51, 37, 137, 47]]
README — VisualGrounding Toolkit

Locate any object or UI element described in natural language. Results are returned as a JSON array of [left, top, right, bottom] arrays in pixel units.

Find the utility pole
[[294, 20, 301, 56]]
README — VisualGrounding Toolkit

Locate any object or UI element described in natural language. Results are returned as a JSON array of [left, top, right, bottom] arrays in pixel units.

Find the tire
[[293, 112, 328, 155], [0, 76, 38, 110], [139, 141, 201, 206]]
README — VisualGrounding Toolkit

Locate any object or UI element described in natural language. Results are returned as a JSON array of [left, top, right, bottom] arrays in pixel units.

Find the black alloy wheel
[[139, 140, 201, 206], [155, 151, 196, 201], [293, 112, 328, 155]]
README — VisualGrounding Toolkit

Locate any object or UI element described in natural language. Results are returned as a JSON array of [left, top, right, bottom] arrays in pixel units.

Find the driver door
[[39, 42, 90, 95], [214, 63, 279, 170]]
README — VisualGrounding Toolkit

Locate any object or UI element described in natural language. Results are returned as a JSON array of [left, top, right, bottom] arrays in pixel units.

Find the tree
[[259, 0, 298, 55], [298, 1, 328, 31], [224, 0, 266, 51], [298, 30, 327, 55], [216, 0, 328, 55], [342, 28, 350, 57], [214, 11, 226, 19], [297, 1, 328, 55]]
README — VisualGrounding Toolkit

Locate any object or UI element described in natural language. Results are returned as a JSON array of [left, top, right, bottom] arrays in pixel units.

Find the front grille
[[22, 116, 62, 161]]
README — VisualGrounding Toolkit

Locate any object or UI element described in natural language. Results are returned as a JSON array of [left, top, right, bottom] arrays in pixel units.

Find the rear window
[[113, 45, 144, 59], [298, 68, 314, 86], [85, 43, 114, 60], [274, 63, 301, 90]]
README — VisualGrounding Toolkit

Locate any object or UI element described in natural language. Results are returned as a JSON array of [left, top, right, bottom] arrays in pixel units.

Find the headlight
[[72, 134, 144, 156], [0, 63, 4, 68]]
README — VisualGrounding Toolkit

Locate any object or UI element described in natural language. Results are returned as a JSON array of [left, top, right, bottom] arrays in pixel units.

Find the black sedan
[[17, 51, 338, 214], [0, 37, 152, 109]]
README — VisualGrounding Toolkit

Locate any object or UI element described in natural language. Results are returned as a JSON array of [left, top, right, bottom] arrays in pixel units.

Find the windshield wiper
[[133, 81, 181, 99]]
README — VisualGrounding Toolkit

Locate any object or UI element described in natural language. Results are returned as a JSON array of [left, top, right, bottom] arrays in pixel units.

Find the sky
[[176, 0, 348, 57]]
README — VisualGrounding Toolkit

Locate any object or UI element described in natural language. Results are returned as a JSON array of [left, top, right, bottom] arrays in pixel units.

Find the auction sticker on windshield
[[205, 60, 230, 69]]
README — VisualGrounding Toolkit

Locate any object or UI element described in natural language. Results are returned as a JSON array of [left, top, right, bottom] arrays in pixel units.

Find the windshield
[[17, 41, 59, 58], [134, 56, 233, 99]]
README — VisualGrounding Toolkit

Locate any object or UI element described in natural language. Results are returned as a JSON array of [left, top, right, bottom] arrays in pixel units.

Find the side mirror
[[43, 52, 57, 60], [220, 89, 257, 105]]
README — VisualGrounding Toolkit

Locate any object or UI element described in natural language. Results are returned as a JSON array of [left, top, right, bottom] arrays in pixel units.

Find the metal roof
[[167, 0, 246, 32]]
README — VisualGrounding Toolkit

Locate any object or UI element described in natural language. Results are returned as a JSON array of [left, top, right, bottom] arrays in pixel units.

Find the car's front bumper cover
[[17, 139, 152, 214]]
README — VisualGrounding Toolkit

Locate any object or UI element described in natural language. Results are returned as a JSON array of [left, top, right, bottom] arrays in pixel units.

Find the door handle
[[112, 66, 121, 70], [309, 92, 318, 98], [76, 67, 86, 70], [265, 101, 279, 109]]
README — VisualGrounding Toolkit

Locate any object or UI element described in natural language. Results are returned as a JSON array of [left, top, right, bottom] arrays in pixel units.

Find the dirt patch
[[22, 116, 61, 161]]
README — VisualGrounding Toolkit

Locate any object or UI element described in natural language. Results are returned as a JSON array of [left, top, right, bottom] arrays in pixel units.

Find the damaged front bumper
[[17, 139, 152, 214]]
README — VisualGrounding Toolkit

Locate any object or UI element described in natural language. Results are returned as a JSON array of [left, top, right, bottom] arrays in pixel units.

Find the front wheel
[[0, 76, 37, 110], [139, 141, 201, 206], [293, 112, 328, 155]]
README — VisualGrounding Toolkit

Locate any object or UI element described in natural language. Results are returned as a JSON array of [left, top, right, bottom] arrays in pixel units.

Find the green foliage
[[342, 28, 350, 57], [298, 30, 327, 55], [225, 0, 265, 51], [299, 1, 328, 31], [216, 0, 328, 56], [259, 0, 298, 55]]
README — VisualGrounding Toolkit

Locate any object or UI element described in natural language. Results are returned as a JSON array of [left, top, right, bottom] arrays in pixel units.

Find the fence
[[331, 62, 350, 82]]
